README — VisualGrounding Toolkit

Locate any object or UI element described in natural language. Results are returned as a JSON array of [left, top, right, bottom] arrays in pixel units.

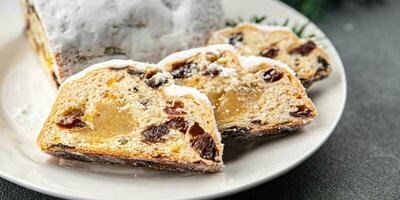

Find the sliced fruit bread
[[37, 60, 223, 172], [158, 45, 317, 141], [207, 23, 332, 87]]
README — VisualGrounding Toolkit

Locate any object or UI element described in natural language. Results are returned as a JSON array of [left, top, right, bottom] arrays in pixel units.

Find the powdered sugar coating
[[29, 0, 224, 82], [239, 56, 296, 75], [157, 44, 237, 67], [60, 59, 151, 90], [163, 85, 210, 104]]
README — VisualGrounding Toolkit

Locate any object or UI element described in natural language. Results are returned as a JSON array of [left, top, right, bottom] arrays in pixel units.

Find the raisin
[[228, 32, 243, 46], [189, 122, 205, 137], [56, 110, 86, 129], [165, 117, 188, 133], [191, 134, 218, 161], [250, 120, 262, 125], [290, 41, 317, 56], [164, 101, 186, 115], [170, 61, 197, 79], [290, 105, 313, 118], [141, 124, 170, 143], [263, 69, 283, 83], [317, 56, 329, 68], [50, 143, 75, 149], [260, 47, 279, 58], [126, 68, 145, 78], [51, 71, 61, 88], [203, 67, 222, 77], [144, 72, 168, 89]]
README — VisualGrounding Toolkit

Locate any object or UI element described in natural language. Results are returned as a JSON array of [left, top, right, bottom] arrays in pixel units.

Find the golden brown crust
[[44, 148, 222, 173]]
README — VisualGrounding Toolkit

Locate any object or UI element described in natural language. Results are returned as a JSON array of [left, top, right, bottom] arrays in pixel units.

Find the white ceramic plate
[[0, 0, 346, 199]]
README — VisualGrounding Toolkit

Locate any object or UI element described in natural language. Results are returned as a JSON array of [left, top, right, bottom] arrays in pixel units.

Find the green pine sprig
[[225, 16, 316, 39]]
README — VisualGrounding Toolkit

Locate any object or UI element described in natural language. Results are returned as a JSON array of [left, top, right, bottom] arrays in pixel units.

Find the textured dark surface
[[1, 1, 400, 200]]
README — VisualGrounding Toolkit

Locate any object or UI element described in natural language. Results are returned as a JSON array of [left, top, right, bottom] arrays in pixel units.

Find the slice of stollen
[[37, 60, 223, 172], [158, 45, 317, 141]]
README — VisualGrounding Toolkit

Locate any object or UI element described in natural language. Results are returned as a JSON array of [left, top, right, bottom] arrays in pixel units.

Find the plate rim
[[0, 0, 347, 199]]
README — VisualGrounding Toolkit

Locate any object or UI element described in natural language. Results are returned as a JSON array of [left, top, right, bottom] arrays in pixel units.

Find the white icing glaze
[[60, 59, 150, 89], [29, 0, 224, 81], [238, 56, 296, 75], [157, 44, 237, 67]]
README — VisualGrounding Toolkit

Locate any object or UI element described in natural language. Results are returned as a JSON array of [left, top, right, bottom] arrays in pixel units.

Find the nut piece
[[263, 69, 283, 83], [228, 32, 244, 46], [164, 101, 186, 115], [289, 105, 313, 118], [141, 124, 170, 143], [191, 134, 218, 161], [165, 117, 188, 133], [290, 41, 317, 56], [56, 110, 86, 129], [260, 47, 279, 58]]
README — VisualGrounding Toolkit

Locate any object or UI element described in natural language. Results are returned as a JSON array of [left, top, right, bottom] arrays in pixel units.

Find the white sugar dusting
[[157, 44, 237, 67], [163, 85, 210, 103], [29, 0, 224, 81], [239, 56, 296, 75], [60, 59, 150, 89]]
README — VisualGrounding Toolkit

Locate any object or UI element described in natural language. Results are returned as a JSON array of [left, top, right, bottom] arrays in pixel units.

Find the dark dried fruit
[[164, 101, 186, 115], [144, 72, 169, 89], [141, 124, 170, 143], [263, 69, 283, 83], [290, 41, 317, 56], [51, 71, 61, 88], [189, 122, 205, 137], [203, 67, 222, 77], [56, 110, 86, 129], [290, 105, 313, 118], [50, 143, 75, 149], [228, 32, 244, 45], [191, 134, 218, 161], [126, 68, 145, 78], [260, 47, 279, 58], [165, 117, 188, 133], [317, 56, 329, 68], [170, 61, 197, 79], [250, 120, 262, 125]]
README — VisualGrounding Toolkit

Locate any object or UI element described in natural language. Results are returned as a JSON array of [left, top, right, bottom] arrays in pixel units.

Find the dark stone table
[[1, 1, 399, 199]]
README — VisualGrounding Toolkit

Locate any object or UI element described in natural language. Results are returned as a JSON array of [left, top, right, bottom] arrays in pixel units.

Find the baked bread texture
[[158, 45, 317, 141], [22, 0, 224, 85], [37, 60, 223, 172], [207, 23, 332, 87]]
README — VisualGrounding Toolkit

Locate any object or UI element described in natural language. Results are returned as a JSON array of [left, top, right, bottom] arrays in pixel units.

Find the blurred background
[[283, 0, 385, 20]]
